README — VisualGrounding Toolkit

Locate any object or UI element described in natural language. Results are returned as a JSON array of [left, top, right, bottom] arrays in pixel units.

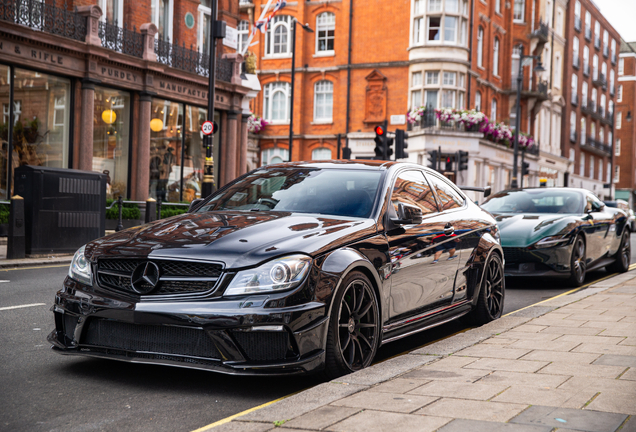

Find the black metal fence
[[98, 20, 143, 58], [155, 37, 234, 81], [0, 0, 87, 42]]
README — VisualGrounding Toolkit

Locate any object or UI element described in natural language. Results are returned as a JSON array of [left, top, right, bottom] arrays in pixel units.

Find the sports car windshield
[[482, 190, 584, 214], [196, 168, 383, 218]]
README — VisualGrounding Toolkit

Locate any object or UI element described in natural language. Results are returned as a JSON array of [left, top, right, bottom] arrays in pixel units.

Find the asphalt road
[[1, 235, 634, 432]]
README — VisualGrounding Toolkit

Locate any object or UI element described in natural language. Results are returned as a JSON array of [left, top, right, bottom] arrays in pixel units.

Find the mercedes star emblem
[[131, 262, 161, 294]]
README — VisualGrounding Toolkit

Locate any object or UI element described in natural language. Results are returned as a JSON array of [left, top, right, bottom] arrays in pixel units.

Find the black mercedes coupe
[[482, 188, 631, 286], [49, 161, 504, 378]]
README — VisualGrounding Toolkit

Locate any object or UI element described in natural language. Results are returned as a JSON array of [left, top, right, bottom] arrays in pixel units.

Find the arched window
[[493, 38, 500, 76], [316, 12, 335, 53], [600, 94, 606, 117], [312, 148, 332, 160], [314, 80, 334, 122], [593, 54, 598, 80], [582, 81, 588, 107], [610, 69, 615, 94], [573, 37, 579, 67], [591, 88, 597, 111], [570, 111, 576, 142], [263, 82, 291, 122], [580, 117, 586, 145], [571, 74, 577, 104], [477, 27, 484, 67], [475, 91, 482, 111], [491, 98, 497, 122], [261, 147, 289, 166], [265, 15, 292, 56], [237, 20, 249, 53], [601, 62, 607, 81], [583, 46, 589, 75]]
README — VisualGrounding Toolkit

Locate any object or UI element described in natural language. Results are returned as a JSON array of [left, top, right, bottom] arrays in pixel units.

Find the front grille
[[231, 330, 290, 362], [96, 258, 223, 296], [503, 247, 550, 264], [81, 318, 220, 359]]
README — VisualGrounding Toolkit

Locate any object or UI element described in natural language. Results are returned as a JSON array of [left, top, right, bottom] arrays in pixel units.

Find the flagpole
[[240, 0, 276, 56]]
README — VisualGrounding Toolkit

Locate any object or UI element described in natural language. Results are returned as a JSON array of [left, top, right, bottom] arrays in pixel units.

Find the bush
[[105, 199, 141, 220], [160, 205, 188, 219], [0, 204, 9, 225]]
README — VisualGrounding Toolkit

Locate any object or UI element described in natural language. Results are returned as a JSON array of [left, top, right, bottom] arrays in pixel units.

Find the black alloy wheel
[[324, 271, 379, 379], [608, 229, 631, 273], [472, 253, 505, 325], [568, 235, 587, 287]]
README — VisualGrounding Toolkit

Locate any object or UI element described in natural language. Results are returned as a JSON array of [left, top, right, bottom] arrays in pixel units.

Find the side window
[[427, 174, 465, 211], [391, 170, 438, 216]]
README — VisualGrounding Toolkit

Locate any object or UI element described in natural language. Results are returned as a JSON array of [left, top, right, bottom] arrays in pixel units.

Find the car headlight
[[534, 235, 569, 249], [68, 245, 93, 286], [224, 254, 312, 296]]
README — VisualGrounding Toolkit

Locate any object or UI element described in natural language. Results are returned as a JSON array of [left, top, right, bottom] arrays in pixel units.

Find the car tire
[[471, 253, 505, 325], [568, 235, 587, 287], [608, 229, 631, 274], [323, 271, 380, 380]]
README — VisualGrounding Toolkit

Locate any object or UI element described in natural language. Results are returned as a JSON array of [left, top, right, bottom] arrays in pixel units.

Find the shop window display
[[0, 66, 70, 199], [150, 98, 183, 202], [93, 86, 130, 199]]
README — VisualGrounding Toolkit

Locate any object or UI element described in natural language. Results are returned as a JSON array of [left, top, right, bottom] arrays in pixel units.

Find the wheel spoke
[[341, 297, 352, 317], [341, 332, 351, 351], [358, 300, 373, 318], [357, 323, 376, 328], [346, 337, 355, 365], [357, 331, 372, 349]]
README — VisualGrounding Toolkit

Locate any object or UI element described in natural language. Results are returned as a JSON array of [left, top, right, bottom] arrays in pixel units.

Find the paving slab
[[539, 326, 604, 336], [618, 416, 636, 432], [497, 331, 563, 341], [476, 370, 570, 389], [620, 337, 636, 346], [509, 405, 628, 432], [491, 385, 581, 407], [572, 343, 636, 356], [593, 354, 636, 368], [455, 345, 532, 359], [407, 380, 509, 401], [619, 315, 636, 323], [584, 391, 636, 415], [400, 366, 492, 383], [557, 376, 636, 395], [537, 362, 626, 378], [463, 358, 549, 373], [212, 421, 273, 432], [437, 418, 553, 432], [507, 339, 581, 352], [528, 318, 588, 328], [619, 368, 636, 381], [330, 390, 438, 413], [366, 378, 430, 394], [282, 406, 361, 431], [332, 353, 440, 386], [415, 398, 528, 422], [483, 337, 519, 345], [519, 350, 601, 365], [420, 355, 478, 369], [564, 313, 625, 322], [553, 334, 625, 345], [325, 410, 451, 432]]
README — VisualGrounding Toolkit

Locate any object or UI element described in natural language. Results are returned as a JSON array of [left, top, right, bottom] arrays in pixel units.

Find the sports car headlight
[[534, 235, 569, 249], [224, 255, 312, 296], [68, 245, 93, 286]]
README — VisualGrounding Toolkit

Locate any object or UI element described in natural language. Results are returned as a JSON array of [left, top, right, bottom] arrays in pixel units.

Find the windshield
[[482, 189, 584, 214], [196, 168, 383, 218]]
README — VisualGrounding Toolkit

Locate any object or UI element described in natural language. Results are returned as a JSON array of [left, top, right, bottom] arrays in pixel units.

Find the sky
[[596, 0, 636, 42]]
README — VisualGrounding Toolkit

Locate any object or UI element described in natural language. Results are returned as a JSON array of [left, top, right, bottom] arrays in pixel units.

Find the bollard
[[115, 196, 124, 232], [157, 198, 162, 221], [145, 198, 157, 224], [7, 195, 25, 259]]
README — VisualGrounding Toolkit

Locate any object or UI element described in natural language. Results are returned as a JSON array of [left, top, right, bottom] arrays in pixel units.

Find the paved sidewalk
[[212, 270, 636, 432], [0, 244, 73, 269]]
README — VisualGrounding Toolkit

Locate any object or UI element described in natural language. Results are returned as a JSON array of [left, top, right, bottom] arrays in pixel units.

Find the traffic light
[[458, 150, 469, 171], [386, 136, 394, 159], [427, 150, 438, 170], [374, 125, 386, 160], [342, 147, 352, 160], [395, 129, 409, 159], [445, 155, 453, 172], [522, 161, 530, 176]]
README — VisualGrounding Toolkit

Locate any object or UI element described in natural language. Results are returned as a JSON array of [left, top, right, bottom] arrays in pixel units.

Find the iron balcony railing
[[571, 93, 578, 106], [594, 36, 600, 50], [593, 73, 606, 88], [574, 16, 581, 32], [612, 53, 617, 64], [584, 136, 612, 156], [98, 19, 143, 58], [573, 56, 580, 69], [603, 45, 609, 57], [0, 0, 87, 42], [570, 131, 577, 143], [585, 27, 591, 41], [155, 37, 233, 81], [583, 63, 590, 76]]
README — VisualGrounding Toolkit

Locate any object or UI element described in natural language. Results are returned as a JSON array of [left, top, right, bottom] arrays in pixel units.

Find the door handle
[[444, 225, 455, 235]]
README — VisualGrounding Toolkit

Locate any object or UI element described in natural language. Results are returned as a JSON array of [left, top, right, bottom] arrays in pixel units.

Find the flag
[[252, 0, 288, 35]]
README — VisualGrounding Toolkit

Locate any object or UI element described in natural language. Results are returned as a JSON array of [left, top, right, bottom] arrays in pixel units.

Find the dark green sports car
[[482, 188, 631, 286]]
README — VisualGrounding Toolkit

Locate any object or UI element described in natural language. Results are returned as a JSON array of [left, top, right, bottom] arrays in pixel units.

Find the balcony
[[583, 136, 612, 156], [570, 131, 577, 143], [612, 53, 617, 64], [601, 112, 614, 126], [593, 73, 607, 88], [0, 0, 87, 42], [519, 80, 549, 101], [99, 20, 143, 58], [583, 63, 590, 76], [530, 21, 549, 44], [574, 16, 581, 32], [155, 38, 233, 81], [603, 46, 609, 57], [573, 56, 580, 69], [581, 100, 595, 116], [610, 85, 615, 96], [585, 27, 591, 41], [571, 93, 578, 106], [594, 37, 601, 50]]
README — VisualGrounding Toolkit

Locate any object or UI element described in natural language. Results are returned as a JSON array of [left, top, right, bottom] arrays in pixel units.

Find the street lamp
[[511, 50, 545, 189], [288, 19, 313, 162]]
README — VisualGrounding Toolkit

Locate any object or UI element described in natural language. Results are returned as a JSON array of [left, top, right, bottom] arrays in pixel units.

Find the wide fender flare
[[471, 232, 504, 306]]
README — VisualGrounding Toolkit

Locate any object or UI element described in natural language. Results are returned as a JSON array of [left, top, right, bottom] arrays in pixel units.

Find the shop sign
[[224, 27, 238, 49], [94, 63, 143, 87], [155, 79, 228, 106], [0, 38, 84, 73]]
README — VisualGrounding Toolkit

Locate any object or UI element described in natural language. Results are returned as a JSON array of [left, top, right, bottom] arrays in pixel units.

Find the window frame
[[263, 81, 292, 123], [313, 80, 334, 122], [264, 15, 293, 57], [513, 0, 525, 22], [315, 12, 335, 55]]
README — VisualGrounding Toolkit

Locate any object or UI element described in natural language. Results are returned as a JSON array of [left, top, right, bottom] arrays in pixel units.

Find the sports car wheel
[[608, 229, 631, 273], [472, 253, 505, 325], [568, 235, 587, 287], [324, 271, 379, 379]]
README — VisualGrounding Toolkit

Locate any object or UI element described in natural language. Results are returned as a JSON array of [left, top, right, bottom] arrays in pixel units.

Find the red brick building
[[0, 0, 254, 203], [561, 0, 620, 197], [615, 41, 636, 206]]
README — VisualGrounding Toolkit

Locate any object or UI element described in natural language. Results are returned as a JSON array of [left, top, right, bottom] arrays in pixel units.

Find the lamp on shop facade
[[101, 109, 116, 124], [511, 51, 545, 189], [288, 19, 314, 162], [150, 118, 164, 132]]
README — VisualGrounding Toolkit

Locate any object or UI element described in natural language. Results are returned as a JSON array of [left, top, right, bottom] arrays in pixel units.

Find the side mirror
[[391, 203, 423, 225], [188, 198, 204, 213], [483, 186, 491, 198]]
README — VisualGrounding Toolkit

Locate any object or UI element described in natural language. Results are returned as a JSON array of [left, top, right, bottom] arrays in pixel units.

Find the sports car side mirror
[[391, 203, 423, 225], [188, 198, 204, 213]]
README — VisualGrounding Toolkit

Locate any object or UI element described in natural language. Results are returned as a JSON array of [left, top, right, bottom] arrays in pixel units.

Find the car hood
[[85, 211, 377, 269], [491, 213, 581, 247]]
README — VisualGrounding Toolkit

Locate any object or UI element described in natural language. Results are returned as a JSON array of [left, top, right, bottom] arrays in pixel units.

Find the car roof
[[260, 160, 416, 171], [494, 187, 590, 195]]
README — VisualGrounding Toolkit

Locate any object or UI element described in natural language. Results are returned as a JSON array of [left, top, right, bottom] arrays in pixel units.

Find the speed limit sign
[[201, 120, 216, 135]]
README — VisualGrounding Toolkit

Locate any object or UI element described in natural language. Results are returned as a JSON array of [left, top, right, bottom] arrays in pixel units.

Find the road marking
[[0, 303, 46, 311], [0, 280, 10, 283], [191, 266, 636, 431], [0, 264, 69, 272]]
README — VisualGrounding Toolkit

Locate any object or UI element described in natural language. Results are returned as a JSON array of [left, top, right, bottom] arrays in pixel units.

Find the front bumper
[[502, 243, 573, 278], [48, 278, 329, 376]]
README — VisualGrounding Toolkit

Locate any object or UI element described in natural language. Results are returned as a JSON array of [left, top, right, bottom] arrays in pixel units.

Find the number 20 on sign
[[201, 121, 217, 135]]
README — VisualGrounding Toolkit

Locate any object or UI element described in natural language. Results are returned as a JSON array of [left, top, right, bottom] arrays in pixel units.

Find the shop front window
[[0, 67, 71, 199], [186, 107, 220, 202], [150, 98, 183, 202], [93, 86, 130, 199]]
